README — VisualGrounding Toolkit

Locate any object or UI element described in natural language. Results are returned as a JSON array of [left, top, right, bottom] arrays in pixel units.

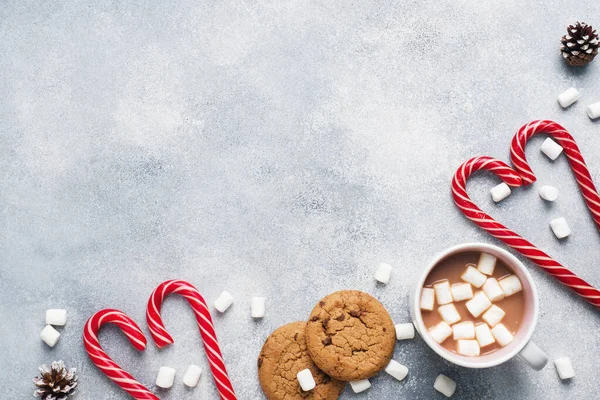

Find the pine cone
[[561, 22, 599, 66], [33, 361, 78, 400]]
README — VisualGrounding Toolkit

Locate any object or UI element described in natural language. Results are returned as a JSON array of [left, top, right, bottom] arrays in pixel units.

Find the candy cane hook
[[146, 279, 237, 400], [452, 155, 600, 308], [83, 309, 158, 400], [510, 119, 600, 229]]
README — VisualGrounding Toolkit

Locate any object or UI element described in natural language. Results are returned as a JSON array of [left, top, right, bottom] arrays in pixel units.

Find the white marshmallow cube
[[438, 304, 461, 325], [498, 275, 523, 297], [539, 185, 559, 202], [554, 357, 575, 380], [541, 138, 564, 160], [475, 323, 496, 347], [461, 266, 487, 288], [182, 365, 202, 388], [156, 366, 176, 389], [395, 323, 415, 340], [434, 280, 453, 305], [557, 87, 580, 108], [214, 291, 234, 313], [452, 321, 475, 340], [491, 323, 514, 347], [457, 339, 480, 357], [482, 278, 505, 302], [45, 309, 67, 326], [465, 291, 492, 318], [490, 182, 511, 203], [482, 305, 505, 327], [297, 369, 316, 391], [375, 262, 393, 284], [451, 283, 473, 302], [40, 325, 61, 347], [434, 374, 456, 398], [349, 379, 371, 393], [477, 253, 497, 276], [251, 297, 266, 319], [385, 360, 408, 382], [429, 321, 453, 344], [420, 288, 435, 311], [587, 102, 600, 119], [550, 217, 571, 239]]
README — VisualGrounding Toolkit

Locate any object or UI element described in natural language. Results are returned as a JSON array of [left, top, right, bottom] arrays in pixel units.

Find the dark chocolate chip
[[349, 310, 361, 318], [335, 314, 345, 321], [322, 336, 332, 346], [322, 317, 330, 330], [257, 358, 263, 368], [319, 301, 325, 307], [310, 316, 319, 322]]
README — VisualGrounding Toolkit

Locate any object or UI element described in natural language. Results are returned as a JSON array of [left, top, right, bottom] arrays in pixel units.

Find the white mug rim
[[412, 243, 539, 368]]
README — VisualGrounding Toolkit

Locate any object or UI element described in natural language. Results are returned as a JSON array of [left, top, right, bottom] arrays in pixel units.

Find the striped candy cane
[[83, 309, 158, 400], [510, 119, 600, 228], [146, 280, 237, 400], [452, 155, 600, 308]]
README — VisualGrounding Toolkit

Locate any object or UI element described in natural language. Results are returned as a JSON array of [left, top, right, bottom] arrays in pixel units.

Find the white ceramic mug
[[411, 243, 548, 370]]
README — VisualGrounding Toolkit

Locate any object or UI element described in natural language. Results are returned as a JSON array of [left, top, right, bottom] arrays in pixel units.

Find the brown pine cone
[[561, 22, 598, 67]]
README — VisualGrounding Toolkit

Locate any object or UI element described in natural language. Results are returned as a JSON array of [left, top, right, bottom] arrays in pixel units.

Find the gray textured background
[[1, 1, 600, 399]]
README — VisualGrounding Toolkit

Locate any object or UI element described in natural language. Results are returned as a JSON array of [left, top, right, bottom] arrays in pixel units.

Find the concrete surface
[[1, 1, 600, 398]]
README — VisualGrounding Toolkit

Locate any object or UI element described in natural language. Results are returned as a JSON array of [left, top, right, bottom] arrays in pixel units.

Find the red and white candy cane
[[146, 279, 237, 400], [83, 309, 158, 400], [511, 119, 600, 228], [452, 155, 600, 308]]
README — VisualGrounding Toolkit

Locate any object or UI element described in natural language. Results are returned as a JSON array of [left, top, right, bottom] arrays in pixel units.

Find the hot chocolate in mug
[[411, 243, 548, 370]]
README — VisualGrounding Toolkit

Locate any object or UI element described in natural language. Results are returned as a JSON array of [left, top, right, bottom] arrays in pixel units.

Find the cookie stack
[[257, 290, 396, 399]]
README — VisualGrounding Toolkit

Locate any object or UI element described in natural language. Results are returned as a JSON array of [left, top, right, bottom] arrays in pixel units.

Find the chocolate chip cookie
[[305, 290, 396, 381], [258, 321, 345, 400]]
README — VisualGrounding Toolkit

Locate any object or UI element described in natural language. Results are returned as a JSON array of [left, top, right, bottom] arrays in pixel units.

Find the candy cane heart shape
[[452, 156, 600, 308], [510, 119, 600, 228], [83, 309, 159, 400], [146, 279, 237, 400]]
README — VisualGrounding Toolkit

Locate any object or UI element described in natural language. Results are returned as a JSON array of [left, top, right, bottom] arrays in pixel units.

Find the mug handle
[[518, 341, 548, 370]]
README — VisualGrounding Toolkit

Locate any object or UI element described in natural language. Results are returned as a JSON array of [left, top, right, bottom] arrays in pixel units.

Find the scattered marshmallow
[[385, 360, 409, 382], [452, 321, 475, 340], [475, 323, 496, 347], [482, 278, 505, 302], [297, 369, 316, 392], [457, 339, 480, 357], [395, 323, 415, 340], [183, 365, 202, 388], [461, 266, 487, 288], [465, 291, 492, 318], [541, 138, 563, 161], [491, 323, 514, 347], [156, 366, 176, 389], [438, 304, 461, 325], [450, 283, 473, 302], [587, 102, 600, 120], [490, 182, 511, 203], [482, 305, 505, 327], [429, 321, 453, 344], [214, 291, 234, 313], [498, 275, 523, 297], [251, 297, 266, 319], [420, 288, 435, 311], [539, 185, 559, 202], [434, 280, 453, 305], [40, 325, 61, 347], [434, 374, 456, 398], [550, 217, 571, 239], [45, 309, 67, 326], [477, 253, 497, 276], [554, 357, 575, 380], [375, 262, 393, 284], [557, 87, 580, 108], [350, 379, 371, 393]]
